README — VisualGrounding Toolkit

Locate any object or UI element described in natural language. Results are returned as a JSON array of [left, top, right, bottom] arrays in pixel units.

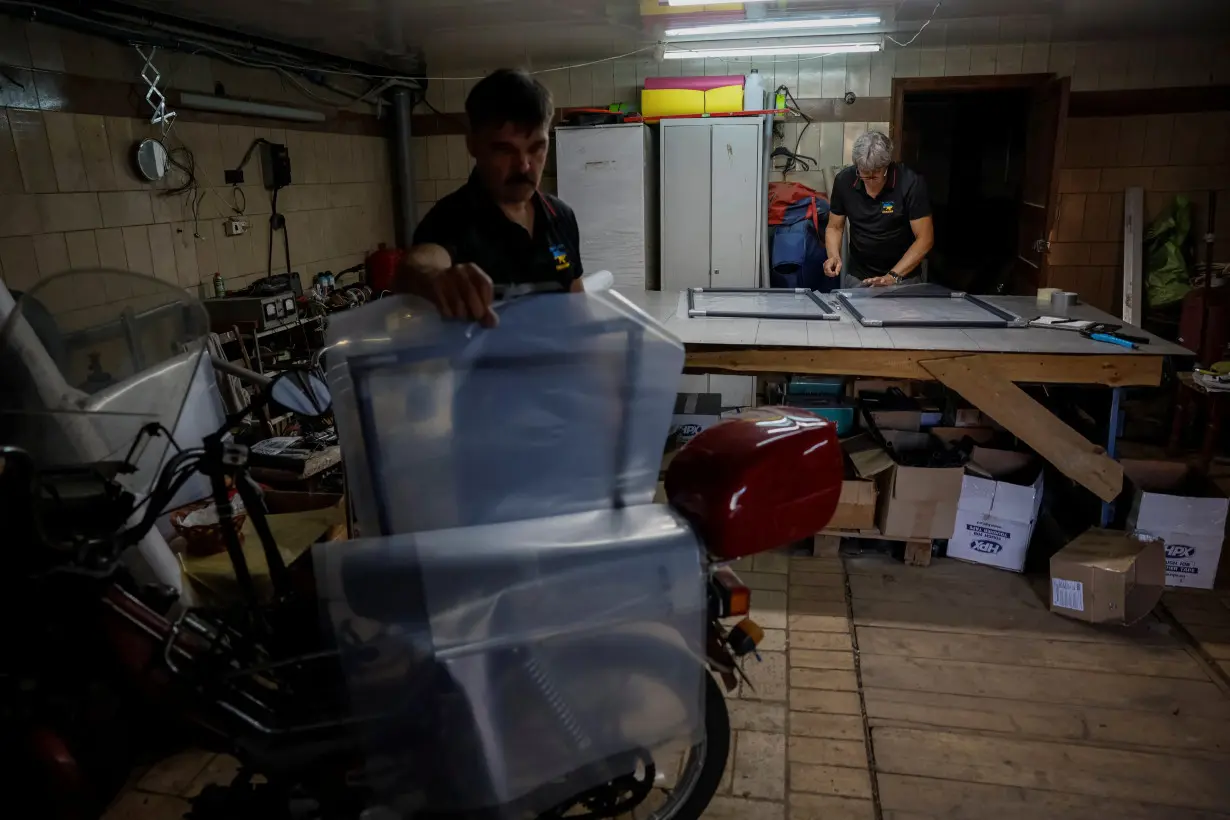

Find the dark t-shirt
[[829, 163, 931, 278], [413, 172, 583, 290]]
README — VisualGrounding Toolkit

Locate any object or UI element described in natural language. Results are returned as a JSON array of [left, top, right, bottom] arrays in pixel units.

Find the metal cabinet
[[660, 117, 768, 291], [556, 124, 658, 290]]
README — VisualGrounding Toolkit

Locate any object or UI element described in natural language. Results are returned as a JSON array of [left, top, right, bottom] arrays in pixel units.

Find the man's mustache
[[505, 174, 536, 186]]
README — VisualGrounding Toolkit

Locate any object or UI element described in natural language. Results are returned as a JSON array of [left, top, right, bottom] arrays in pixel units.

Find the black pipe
[[390, 85, 417, 248]]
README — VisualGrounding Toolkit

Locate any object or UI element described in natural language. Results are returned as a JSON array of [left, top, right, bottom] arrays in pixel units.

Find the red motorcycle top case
[[664, 407, 842, 560]]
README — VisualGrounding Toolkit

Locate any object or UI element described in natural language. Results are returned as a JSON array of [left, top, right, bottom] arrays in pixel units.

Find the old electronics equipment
[[204, 292, 298, 332]]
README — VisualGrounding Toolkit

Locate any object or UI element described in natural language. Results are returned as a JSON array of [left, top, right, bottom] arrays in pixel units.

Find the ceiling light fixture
[[663, 42, 881, 59], [665, 16, 882, 38]]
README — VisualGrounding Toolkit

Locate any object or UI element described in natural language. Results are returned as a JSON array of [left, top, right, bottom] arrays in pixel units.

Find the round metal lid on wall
[[133, 138, 169, 182]]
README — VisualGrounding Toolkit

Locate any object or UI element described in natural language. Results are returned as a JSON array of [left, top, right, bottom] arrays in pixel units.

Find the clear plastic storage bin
[[324, 290, 685, 535], [314, 504, 707, 813]]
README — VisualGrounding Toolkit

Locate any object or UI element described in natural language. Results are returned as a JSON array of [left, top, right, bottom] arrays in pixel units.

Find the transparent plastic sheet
[[313, 504, 707, 815], [0, 270, 211, 497], [690, 290, 831, 318], [840, 295, 1008, 325], [325, 290, 684, 535]]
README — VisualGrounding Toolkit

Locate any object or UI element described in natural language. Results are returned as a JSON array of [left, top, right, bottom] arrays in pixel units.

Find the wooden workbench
[[619, 289, 1194, 502]]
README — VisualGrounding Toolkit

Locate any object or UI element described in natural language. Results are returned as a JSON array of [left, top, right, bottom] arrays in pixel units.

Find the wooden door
[[709, 122, 761, 288], [1012, 76, 1070, 294], [661, 124, 712, 291]]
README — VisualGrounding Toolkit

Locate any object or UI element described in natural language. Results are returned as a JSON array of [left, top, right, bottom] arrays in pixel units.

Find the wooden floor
[[105, 550, 1230, 820], [710, 550, 1230, 820]]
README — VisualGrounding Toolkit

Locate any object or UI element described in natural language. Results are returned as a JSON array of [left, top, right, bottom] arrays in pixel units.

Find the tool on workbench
[[1030, 316, 1149, 346], [1081, 330, 1138, 349]]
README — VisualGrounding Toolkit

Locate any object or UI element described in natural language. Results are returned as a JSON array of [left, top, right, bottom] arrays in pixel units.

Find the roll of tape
[[1050, 290, 1080, 313]]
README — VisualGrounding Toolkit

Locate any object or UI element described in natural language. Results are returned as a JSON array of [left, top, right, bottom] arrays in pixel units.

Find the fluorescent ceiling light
[[666, 16, 881, 37], [666, 0, 774, 5], [663, 42, 881, 59], [179, 92, 326, 123]]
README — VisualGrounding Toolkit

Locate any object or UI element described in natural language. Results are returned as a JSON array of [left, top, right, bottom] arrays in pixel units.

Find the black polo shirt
[[829, 163, 931, 278], [412, 172, 583, 289]]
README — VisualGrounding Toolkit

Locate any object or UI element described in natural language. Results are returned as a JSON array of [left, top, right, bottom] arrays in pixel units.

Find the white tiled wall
[[425, 37, 1229, 117], [422, 36, 1226, 202]]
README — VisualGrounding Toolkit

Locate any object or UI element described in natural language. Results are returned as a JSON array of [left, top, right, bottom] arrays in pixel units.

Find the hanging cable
[[888, 0, 943, 48]]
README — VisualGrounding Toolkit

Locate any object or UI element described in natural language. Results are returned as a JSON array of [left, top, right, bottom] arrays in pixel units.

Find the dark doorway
[[899, 88, 1030, 293]]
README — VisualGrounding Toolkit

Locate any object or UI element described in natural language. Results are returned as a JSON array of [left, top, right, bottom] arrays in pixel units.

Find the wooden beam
[[920, 356, 1123, 502], [683, 348, 1164, 387]]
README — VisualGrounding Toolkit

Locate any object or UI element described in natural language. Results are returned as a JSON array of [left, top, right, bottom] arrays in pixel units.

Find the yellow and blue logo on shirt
[[550, 243, 571, 272], [881, 201, 896, 214]]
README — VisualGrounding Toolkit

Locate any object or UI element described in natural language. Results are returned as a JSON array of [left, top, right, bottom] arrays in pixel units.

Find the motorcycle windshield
[[0, 270, 211, 497], [313, 503, 707, 815], [323, 287, 684, 536]]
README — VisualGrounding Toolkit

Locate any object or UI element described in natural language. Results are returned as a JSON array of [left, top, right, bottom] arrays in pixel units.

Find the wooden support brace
[[921, 356, 1123, 503], [684, 348, 1164, 387]]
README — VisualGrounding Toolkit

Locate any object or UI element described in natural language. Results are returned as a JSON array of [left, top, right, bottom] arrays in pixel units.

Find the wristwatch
[[889, 271, 905, 284]]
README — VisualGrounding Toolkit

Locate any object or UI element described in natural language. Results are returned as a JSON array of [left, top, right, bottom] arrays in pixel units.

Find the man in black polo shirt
[[823, 131, 934, 287], [399, 69, 582, 326]]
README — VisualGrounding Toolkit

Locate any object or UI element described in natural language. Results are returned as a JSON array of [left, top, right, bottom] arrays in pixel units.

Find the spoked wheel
[[541, 673, 730, 820]]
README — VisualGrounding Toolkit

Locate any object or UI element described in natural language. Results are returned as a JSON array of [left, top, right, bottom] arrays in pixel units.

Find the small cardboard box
[[947, 449, 1043, 572], [877, 464, 965, 540], [1121, 459, 1229, 590], [1049, 529, 1165, 624], [828, 480, 878, 531], [670, 393, 722, 444], [845, 433, 964, 540]]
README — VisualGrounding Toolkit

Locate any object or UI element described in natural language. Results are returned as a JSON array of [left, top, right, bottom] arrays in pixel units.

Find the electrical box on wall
[[260, 142, 292, 190]]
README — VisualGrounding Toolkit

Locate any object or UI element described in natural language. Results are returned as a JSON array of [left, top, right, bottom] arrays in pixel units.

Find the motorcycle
[[0, 270, 843, 820]]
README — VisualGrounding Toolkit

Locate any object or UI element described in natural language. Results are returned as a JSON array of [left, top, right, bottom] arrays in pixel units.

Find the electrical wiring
[[774, 84, 814, 176], [888, 0, 943, 48]]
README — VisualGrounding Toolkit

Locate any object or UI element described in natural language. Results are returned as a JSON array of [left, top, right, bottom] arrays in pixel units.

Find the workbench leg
[[1100, 387, 1124, 527]]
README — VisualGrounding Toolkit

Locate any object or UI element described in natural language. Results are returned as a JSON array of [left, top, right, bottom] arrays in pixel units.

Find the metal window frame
[[685, 287, 838, 321], [834, 290, 1026, 328]]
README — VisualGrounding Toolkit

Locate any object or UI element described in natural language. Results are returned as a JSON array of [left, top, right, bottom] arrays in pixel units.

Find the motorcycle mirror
[[269, 370, 332, 418]]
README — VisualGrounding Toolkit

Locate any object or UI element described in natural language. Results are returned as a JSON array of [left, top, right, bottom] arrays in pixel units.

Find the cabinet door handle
[[713, 269, 720, 276]]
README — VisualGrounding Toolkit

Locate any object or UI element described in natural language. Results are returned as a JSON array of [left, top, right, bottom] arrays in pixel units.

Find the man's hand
[[429, 263, 498, 327], [823, 256, 843, 278], [864, 274, 897, 288]]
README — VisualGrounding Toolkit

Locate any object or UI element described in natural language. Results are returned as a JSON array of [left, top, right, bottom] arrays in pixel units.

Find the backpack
[[770, 193, 831, 292]]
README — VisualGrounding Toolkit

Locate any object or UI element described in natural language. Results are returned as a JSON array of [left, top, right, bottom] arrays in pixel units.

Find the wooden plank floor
[[105, 550, 1230, 820], [849, 553, 1230, 820], [708, 550, 1230, 820]]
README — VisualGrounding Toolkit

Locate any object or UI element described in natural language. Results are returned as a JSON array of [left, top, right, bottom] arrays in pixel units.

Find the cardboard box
[[844, 433, 963, 540], [1121, 459, 1229, 590], [930, 427, 996, 447], [670, 393, 722, 444], [828, 480, 877, 531], [868, 408, 942, 432], [947, 449, 1043, 572], [1049, 529, 1165, 624], [877, 464, 965, 540]]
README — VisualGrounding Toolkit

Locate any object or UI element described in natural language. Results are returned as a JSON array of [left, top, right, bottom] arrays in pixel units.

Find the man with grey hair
[[823, 131, 934, 287]]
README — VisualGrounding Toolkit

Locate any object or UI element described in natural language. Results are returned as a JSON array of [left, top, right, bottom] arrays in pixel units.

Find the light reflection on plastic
[[729, 486, 747, 512], [803, 439, 830, 456], [754, 409, 830, 446]]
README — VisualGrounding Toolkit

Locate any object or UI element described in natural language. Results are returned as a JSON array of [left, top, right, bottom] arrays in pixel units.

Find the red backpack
[[768, 182, 827, 229]]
